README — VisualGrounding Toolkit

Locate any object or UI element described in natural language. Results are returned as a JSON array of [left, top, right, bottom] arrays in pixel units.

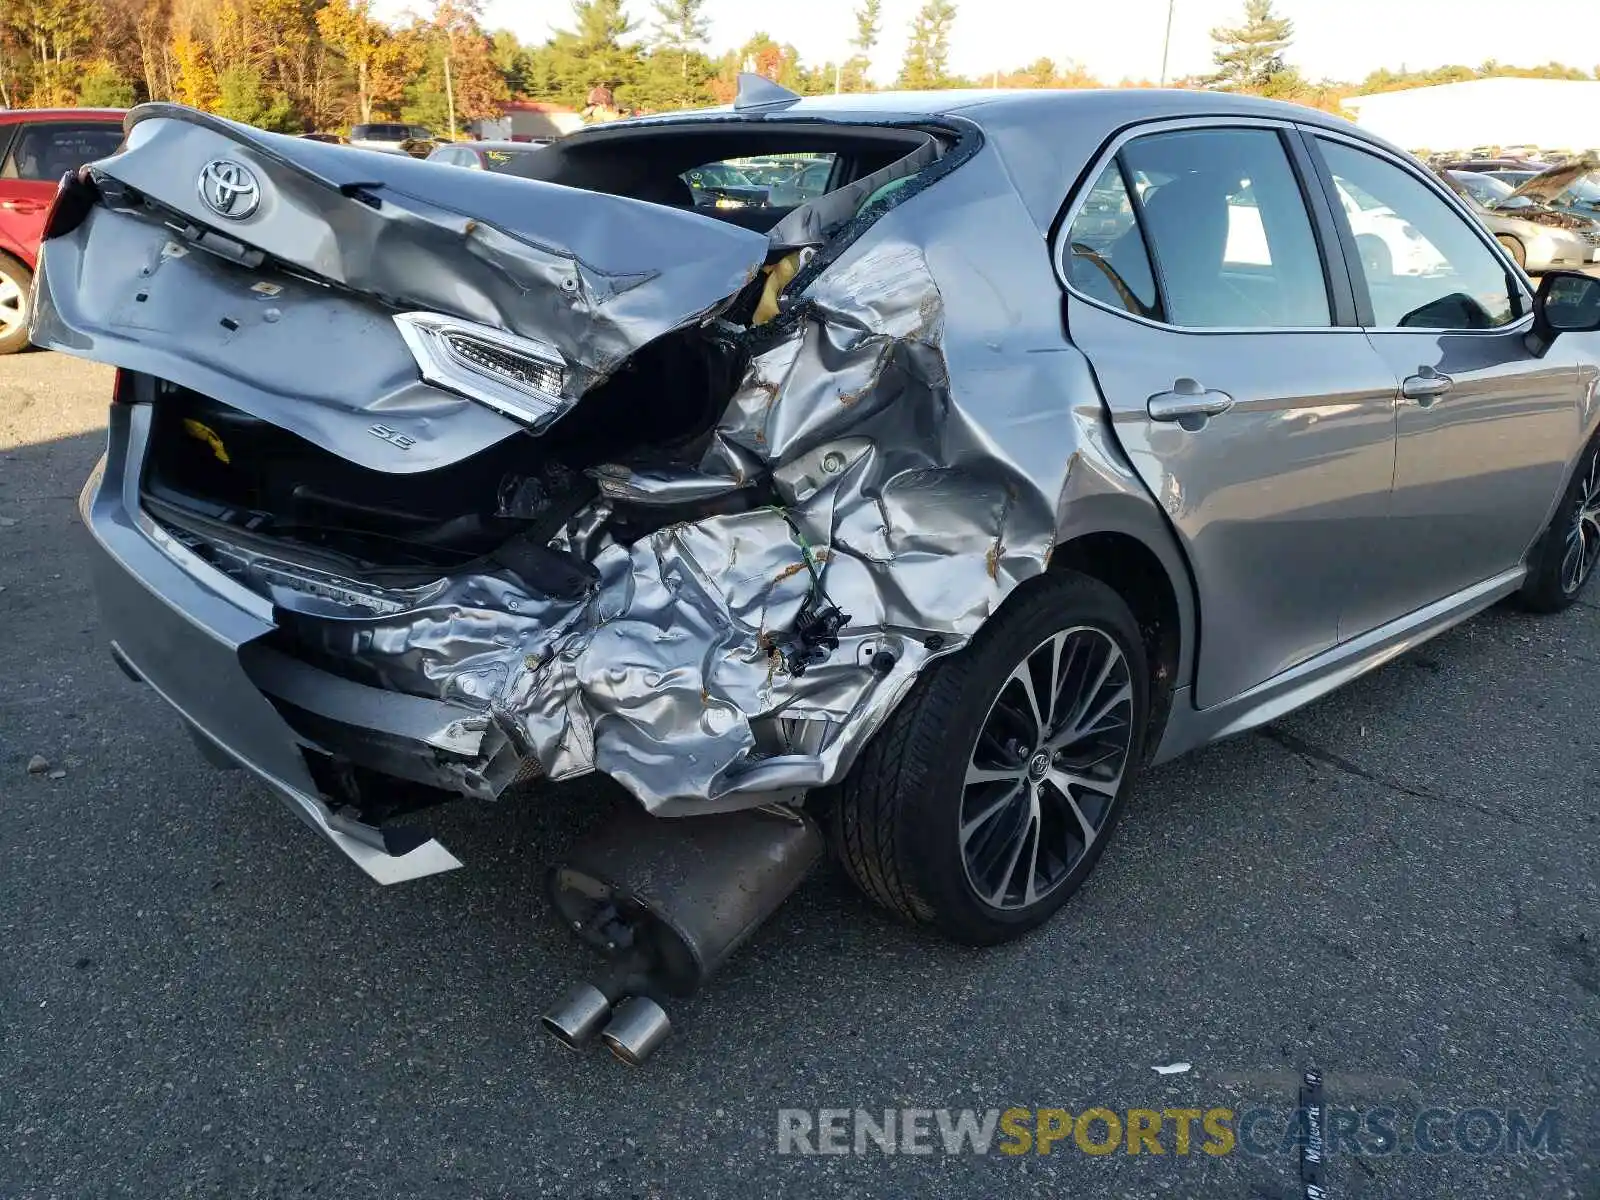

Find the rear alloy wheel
[[958, 626, 1134, 911], [0, 257, 32, 355], [1518, 436, 1600, 611], [1496, 234, 1527, 271], [827, 571, 1149, 945]]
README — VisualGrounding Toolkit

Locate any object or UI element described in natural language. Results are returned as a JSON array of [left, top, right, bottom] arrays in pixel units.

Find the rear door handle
[[0, 199, 43, 213], [1148, 379, 1235, 423], [1401, 368, 1453, 405]]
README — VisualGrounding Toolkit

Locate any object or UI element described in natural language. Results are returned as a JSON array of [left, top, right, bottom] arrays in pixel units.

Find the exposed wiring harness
[[764, 506, 849, 678]]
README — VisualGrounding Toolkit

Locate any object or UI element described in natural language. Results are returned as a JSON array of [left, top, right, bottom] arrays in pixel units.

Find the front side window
[[1318, 138, 1521, 330], [1064, 161, 1160, 319], [1119, 127, 1331, 329], [1, 123, 123, 181]]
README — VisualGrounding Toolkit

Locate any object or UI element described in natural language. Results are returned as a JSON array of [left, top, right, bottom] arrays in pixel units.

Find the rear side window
[[1119, 128, 1331, 329], [1, 123, 124, 181], [1064, 162, 1160, 319]]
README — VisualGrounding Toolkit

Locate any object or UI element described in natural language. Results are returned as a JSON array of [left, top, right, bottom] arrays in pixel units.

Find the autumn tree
[[402, 0, 506, 136], [79, 60, 138, 105], [2, 0, 97, 105], [317, 0, 419, 122], [1207, 0, 1293, 91], [896, 0, 957, 90]]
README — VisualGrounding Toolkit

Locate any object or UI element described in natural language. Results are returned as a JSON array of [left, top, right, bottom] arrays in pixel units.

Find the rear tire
[[1518, 436, 1600, 612], [1496, 234, 1527, 271], [826, 571, 1149, 945], [0, 255, 31, 355]]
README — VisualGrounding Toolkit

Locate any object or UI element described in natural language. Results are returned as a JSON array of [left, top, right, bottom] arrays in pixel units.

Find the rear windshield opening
[[502, 123, 947, 234]]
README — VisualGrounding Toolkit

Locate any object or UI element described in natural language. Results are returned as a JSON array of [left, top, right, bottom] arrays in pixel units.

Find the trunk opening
[[139, 318, 750, 582]]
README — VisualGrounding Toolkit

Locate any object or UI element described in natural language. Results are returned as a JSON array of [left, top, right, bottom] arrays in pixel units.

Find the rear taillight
[[40, 168, 100, 243], [112, 368, 131, 404]]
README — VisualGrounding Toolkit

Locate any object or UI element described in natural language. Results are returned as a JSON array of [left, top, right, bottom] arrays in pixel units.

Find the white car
[[1334, 179, 1449, 277]]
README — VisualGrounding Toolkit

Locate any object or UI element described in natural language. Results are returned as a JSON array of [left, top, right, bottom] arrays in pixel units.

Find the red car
[[0, 109, 126, 354]]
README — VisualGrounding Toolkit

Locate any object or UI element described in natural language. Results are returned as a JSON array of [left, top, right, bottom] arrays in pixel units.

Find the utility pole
[[1159, 0, 1175, 86], [443, 51, 457, 139], [835, 61, 842, 93]]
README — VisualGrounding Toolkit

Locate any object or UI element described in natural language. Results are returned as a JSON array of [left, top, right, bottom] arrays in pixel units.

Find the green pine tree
[[896, 0, 957, 90], [842, 0, 881, 91], [651, 0, 709, 79], [1207, 0, 1293, 91]]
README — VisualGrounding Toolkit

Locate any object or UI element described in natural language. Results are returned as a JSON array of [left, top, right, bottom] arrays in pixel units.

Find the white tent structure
[[1343, 77, 1600, 153]]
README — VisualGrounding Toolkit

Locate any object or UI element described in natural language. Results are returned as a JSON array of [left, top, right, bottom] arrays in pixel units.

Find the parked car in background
[[347, 123, 434, 154], [425, 141, 550, 172], [0, 107, 125, 354], [396, 137, 440, 160], [1498, 156, 1600, 221], [1331, 176, 1449, 277], [300, 132, 347, 145], [681, 160, 769, 208], [1439, 169, 1600, 271]]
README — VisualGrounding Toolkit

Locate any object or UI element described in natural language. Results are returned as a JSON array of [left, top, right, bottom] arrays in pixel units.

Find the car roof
[[588, 87, 1381, 233]]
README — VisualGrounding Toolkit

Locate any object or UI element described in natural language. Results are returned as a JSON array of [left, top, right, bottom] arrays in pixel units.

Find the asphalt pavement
[[0, 351, 1595, 1199]]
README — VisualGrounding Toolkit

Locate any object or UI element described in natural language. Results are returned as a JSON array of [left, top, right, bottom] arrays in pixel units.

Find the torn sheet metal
[[279, 180, 1102, 813]]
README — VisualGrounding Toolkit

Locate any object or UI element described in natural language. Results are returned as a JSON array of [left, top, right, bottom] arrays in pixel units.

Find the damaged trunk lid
[[33, 104, 771, 471]]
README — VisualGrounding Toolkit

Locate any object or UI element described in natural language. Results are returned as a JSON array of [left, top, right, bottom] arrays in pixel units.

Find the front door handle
[[1401, 367, 1453, 406], [0, 199, 43, 213], [1148, 378, 1235, 423]]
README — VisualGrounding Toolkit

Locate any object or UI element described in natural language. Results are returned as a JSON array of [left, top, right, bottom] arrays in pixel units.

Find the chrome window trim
[[1053, 115, 1349, 336], [1303, 125, 1537, 335]]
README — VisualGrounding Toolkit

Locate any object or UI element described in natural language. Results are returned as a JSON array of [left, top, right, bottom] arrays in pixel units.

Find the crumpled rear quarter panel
[[287, 145, 1158, 814]]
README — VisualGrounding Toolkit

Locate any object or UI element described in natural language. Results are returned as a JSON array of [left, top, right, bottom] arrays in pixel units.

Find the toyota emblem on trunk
[[197, 159, 260, 220]]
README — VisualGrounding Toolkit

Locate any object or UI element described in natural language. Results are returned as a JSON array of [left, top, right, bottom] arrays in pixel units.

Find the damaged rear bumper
[[80, 400, 487, 882]]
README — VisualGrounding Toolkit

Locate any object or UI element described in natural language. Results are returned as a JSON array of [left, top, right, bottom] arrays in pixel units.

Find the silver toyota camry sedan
[[29, 82, 1600, 996]]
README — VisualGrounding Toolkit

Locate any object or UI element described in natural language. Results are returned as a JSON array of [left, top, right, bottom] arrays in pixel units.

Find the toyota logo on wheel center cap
[[1028, 752, 1051, 780], [197, 159, 260, 220]]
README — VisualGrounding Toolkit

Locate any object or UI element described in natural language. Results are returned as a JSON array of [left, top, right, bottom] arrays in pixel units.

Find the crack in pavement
[[1257, 725, 1531, 826]]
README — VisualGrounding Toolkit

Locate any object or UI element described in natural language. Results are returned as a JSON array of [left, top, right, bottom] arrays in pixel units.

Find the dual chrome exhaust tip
[[541, 983, 673, 1065]]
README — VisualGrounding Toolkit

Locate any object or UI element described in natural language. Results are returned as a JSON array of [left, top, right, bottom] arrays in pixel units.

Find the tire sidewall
[[1495, 235, 1527, 270], [1522, 434, 1600, 611], [898, 573, 1150, 944]]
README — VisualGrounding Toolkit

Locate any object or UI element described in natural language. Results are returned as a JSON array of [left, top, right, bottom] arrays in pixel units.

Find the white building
[[1343, 77, 1600, 154]]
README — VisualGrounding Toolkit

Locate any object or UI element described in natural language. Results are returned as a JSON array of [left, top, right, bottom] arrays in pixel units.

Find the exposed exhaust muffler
[[541, 804, 822, 1064]]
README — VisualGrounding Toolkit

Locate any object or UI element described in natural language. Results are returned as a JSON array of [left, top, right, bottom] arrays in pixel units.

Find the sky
[[421, 0, 1600, 87]]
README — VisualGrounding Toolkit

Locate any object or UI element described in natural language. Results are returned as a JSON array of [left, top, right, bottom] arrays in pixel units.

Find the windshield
[[351, 124, 408, 140], [687, 163, 756, 188], [1558, 174, 1600, 207], [1448, 171, 1533, 211]]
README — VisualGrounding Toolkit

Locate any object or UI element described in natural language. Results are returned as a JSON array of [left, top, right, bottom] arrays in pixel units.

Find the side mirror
[[1526, 270, 1600, 357]]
